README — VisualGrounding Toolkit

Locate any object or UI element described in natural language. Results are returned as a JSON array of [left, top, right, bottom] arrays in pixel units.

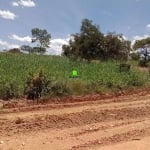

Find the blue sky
[[0, 0, 150, 54]]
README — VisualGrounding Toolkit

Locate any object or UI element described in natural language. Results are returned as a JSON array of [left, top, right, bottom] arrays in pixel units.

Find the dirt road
[[0, 91, 150, 150]]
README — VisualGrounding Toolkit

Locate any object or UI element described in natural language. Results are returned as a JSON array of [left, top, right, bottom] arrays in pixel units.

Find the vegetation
[[130, 53, 139, 61], [18, 28, 51, 54], [24, 68, 51, 101], [20, 45, 33, 53], [62, 18, 131, 62], [8, 48, 22, 53], [133, 37, 150, 50], [31, 28, 51, 54], [1, 18, 150, 101], [0, 52, 150, 100]]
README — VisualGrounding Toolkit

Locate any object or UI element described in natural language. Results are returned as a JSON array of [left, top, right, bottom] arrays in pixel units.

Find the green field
[[0, 52, 150, 99]]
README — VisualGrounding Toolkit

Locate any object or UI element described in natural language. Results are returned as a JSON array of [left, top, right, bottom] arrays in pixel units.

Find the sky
[[0, 0, 150, 55]]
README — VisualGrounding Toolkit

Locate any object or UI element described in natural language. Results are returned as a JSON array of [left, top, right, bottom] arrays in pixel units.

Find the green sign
[[72, 69, 78, 77]]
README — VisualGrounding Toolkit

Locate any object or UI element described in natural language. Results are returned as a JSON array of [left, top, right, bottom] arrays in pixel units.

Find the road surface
[[0, 90, 150, 150]]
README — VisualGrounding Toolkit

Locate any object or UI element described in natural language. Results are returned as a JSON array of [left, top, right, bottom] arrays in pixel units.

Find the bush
[[138, 60, 148, 67], [69, 80, 88, 95], [0, 82, 20, 100], [127, 73, 143, 86], [50, 81, 70, 96], [86, 80, 103, 93], [130, 53, 139, 61], [24, 68, 51, 100]]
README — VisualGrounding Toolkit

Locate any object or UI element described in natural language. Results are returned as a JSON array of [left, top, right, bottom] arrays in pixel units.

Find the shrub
[[130, 53, 139, 61], [86, 80, 103, 93], [138, 60, 148, 67], [127, 73, 143, 86], [24, 68, 51, 101], [69, 80, 88, 95], [50, 81, 70, 96], [0, 82, 20, 100]]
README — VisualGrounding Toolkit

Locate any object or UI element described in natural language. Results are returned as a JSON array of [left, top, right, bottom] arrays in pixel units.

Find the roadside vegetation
[[0, 52, 150, 100], [0, 18, 150, 101]]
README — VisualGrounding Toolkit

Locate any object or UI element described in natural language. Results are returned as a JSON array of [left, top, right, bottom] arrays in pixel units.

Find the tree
[[62, 18, 131, 61], [62, 45, 71, 57], [8, 48, 21, 53], [122, 40, 131, 60], [80, 19, 104, 61], [31, 28, 51, 54], [133, 37, 150, 50], [32, 47, 46, 53], [62, 18, 104, 62], [104, 32, 131, 60], [20, 45, 33, 53]]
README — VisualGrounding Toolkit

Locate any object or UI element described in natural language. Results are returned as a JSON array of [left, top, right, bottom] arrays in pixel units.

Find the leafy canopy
[[31, 28, 51, 53], [62, 18, 131, 61], [133, 37, 150, 50]]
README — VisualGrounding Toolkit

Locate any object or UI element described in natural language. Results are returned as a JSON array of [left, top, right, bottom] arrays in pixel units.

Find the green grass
[[0, 52, 150, 99]]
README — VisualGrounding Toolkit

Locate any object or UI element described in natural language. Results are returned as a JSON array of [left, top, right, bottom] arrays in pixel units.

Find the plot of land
[[0, 90, 150, 150]]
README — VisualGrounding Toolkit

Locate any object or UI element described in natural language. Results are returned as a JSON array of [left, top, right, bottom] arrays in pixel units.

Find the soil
[[0, 89, 150, 150]]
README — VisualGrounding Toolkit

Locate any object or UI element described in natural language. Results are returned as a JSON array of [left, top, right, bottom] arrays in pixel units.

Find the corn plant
[[0, 52, 150, 99]]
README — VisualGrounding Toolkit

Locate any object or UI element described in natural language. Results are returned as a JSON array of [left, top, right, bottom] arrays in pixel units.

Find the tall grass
[[0, 52, 150, 99]]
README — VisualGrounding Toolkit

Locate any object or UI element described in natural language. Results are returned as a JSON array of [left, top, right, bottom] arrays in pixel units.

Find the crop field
[[0, 53, 150, 98], [0, 52, 150, 99]]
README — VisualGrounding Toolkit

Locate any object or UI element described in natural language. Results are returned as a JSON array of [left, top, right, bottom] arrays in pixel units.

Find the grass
[[0, 52, 150, 99]]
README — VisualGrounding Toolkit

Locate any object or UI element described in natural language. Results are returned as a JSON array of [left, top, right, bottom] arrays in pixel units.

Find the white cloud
[[118, 35, 128, 41], [48, 37, 70, 55], [12, 2, 19, 6], [0, 39, 19, 50], [122, 35, 128, 40], [146, 24, 150, 30], [7, 35, 71, 55], [9, 34, 31, 42], [133, 35, 150, 41], [0, 10, 16, 20], [131, 24, 150, 46], [12, 0, 35, 7]]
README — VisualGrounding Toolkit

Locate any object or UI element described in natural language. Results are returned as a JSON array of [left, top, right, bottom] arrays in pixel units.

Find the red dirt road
[[0, 91, 150, 150]]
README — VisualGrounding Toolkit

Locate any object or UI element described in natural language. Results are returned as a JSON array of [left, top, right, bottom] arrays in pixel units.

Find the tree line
[[7, 28, 51, 54], [4, 18, 150, 61]]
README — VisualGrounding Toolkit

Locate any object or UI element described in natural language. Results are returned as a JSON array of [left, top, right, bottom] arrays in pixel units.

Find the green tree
[[20, 45, 33, 53], [62, 45, 71, 57], [31, 28, 51, 54], [62, 18, 104, 62], [133, 37, 150, 50], [8, 48, 21, 53], [104, 32, 131, 60], [62, 18, 131, 61], [32, 47, 46, 53]]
